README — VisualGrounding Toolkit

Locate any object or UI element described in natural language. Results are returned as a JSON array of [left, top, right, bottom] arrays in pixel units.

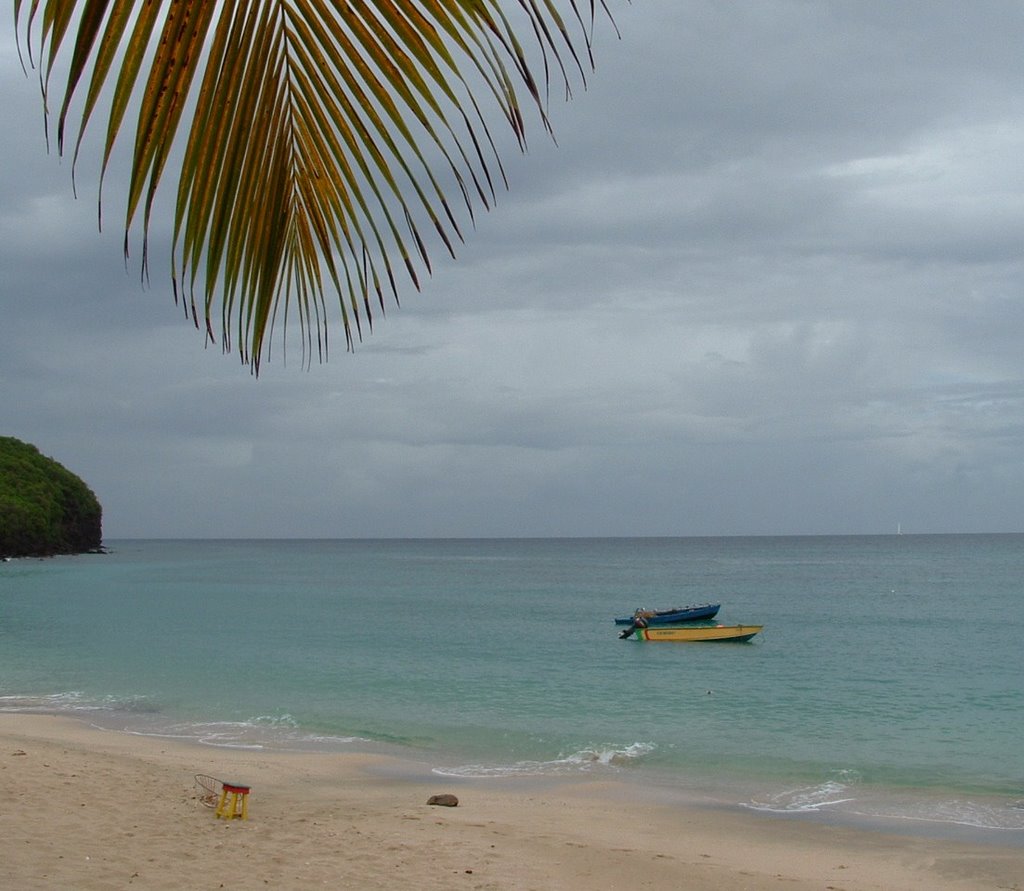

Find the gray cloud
[[4, 2, 1024, 537]]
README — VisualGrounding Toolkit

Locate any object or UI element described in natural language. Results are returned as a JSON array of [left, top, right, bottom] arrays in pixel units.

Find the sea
[[2, 535, 1023, 844]]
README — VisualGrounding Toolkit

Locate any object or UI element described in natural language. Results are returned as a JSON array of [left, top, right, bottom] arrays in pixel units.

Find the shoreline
[[7, 690, 1024, 847], [3, 714, 1023, 890], [8, 698, 1024, 844], [9, 696, 1024, 847]]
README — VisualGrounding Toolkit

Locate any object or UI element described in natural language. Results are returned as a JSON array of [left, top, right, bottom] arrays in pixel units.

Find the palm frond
[[17, 0, 615, 373]]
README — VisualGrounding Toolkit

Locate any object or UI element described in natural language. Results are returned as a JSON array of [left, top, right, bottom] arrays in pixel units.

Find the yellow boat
[[626, 624, 762, 642]]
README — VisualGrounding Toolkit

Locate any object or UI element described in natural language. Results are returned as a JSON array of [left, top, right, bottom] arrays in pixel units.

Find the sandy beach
[[2, 714, 1022, 890]]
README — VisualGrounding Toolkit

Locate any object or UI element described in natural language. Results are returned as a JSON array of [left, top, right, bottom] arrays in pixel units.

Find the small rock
[[426, 793, 459, 807]]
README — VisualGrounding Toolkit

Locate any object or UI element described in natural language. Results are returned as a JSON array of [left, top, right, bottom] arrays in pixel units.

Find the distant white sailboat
[[897, 523, 902, 535]]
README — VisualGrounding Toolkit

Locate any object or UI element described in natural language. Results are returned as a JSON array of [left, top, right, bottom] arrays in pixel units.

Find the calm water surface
[[2, 535, 1023, 841]]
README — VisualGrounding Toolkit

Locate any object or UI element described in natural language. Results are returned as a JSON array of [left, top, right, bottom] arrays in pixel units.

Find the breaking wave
[[433, 741, 656, 778], [744, 770, 861, 813]]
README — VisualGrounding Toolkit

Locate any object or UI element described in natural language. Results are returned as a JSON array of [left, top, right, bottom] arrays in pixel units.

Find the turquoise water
[[2, 535, 1023, 840]]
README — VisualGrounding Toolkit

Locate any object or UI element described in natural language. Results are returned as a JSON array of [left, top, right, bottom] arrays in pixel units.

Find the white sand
[[2, 714, 1022, 889]]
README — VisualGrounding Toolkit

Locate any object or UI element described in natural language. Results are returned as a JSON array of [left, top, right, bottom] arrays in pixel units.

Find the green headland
[[0, 436, 103, 558]]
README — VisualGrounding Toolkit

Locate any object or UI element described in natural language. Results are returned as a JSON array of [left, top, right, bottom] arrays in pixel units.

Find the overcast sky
[[4, 2, 1024, 539]]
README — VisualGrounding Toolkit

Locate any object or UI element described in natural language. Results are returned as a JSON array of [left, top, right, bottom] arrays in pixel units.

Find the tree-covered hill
[[0, 437, 103, 557]]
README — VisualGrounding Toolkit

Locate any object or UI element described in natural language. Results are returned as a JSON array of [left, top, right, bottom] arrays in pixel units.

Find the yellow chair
[[215, 781, 251, 820]]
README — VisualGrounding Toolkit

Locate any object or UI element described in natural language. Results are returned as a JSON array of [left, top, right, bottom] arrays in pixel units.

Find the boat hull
[[613, 603, 720, 625], [628, 624, 762, 642]]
